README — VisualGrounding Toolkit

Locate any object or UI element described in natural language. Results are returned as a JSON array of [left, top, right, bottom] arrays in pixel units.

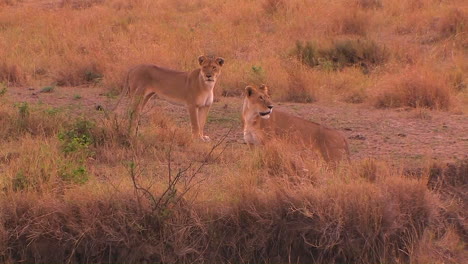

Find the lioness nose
[[206, 74, 212, 78], [268, 105, 273, 109]]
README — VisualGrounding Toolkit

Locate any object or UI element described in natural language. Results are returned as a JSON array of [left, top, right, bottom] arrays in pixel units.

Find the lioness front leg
[[188, 105, 204, 141], [198, 105, 211, 141]]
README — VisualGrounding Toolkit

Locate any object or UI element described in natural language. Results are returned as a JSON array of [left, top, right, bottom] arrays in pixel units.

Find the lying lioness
[[242, 85, 350, 164], [117, 55, 224, 141]]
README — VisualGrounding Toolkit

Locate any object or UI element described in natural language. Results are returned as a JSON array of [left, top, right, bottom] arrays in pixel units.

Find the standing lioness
[[118, 55, 224, 141], [242, 85, 350, 164]]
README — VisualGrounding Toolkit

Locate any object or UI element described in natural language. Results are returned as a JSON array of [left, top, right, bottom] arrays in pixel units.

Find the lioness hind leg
[[319, 137, 350, 165], [128, 91, 154, 135]]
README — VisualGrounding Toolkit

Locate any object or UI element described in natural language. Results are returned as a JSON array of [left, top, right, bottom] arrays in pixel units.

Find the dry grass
[[0, 0, 464, 106], [0, 99, 466, 263], [374, 67, 454, 110], [2, 152, 465, 263], [0, 63, 25, 86], [0, 0, 467, 263]]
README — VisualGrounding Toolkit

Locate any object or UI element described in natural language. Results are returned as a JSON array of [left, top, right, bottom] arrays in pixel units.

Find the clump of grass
[[263, 0, 286, 14], [59, 162, 88, 184], [0, 0, 22, 7], [14, 102, 30, 132], [324, 39, 388, 70], [436, 8, 466, 38], [448, 67, 466, 92], [344, 87, 368, 104], [250, 65, 266, 83], [356, 0, 382, 9], [61, 0, 105, 9], [55, 62, 104, 87], [375, 69, 453, 110], [293, 39, 388, 72], [0, 169, 444, 263], [58, 119, 95, 155], [335, 10, 369, 36], [293, 41, 319, 68], [40, 85, 55, 93], [0, 103, 68, 140], [249, 141, 303, 177], [282, 69, 317, 103], [0, 63, 25, 86], [0, 82, 7, 97]]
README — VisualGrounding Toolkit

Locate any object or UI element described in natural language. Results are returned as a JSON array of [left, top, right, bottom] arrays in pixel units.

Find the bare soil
[[4, 85, 468, 167]]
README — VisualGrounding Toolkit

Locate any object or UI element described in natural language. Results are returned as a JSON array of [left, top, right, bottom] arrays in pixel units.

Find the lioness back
[[265, 110, 349, 163], [126, 64, 189, 104]]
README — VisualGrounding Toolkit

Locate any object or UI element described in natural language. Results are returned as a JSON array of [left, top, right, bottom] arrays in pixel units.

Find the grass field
[[0, 0, 467, 263]]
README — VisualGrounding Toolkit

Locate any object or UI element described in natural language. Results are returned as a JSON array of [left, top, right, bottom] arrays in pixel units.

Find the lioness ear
[[198, 55, 206, 65], [259, 84, 269, 94], [245, 86, 254, 97], [216, 57, 225, 67]]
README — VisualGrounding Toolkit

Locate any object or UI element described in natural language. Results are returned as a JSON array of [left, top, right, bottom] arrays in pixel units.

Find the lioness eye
[[259, 96, 264, 100]]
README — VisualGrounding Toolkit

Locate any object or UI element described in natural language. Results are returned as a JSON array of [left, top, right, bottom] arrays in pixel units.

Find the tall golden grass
[[0, 0, 465, 107]]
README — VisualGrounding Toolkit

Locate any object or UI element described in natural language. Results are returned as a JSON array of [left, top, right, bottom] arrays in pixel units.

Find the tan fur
[[117, 55, 224, 141], [242, 85, 350, 164]]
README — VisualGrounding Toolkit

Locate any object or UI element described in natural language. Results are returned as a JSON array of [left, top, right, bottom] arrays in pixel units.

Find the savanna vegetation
[[0, 0, 466, 263]]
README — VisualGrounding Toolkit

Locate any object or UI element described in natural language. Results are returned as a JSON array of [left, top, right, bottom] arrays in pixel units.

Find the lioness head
[[244, 84, 274, 119], [198, 55, 225, 83]]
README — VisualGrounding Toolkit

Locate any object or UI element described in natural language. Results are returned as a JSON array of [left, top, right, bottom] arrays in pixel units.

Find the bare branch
[[129, 126, 233, 214]]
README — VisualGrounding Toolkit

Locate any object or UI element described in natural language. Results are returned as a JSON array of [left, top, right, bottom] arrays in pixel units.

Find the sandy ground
[[4, 85, 468, 167]]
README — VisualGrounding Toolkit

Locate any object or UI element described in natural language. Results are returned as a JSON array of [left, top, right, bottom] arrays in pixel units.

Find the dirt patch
[[3, 85, 467, 167]]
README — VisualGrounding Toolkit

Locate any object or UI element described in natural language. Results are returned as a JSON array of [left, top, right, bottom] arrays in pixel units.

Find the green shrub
[[58, 119, 95, 155], [12, 171, 28, 191], [84, 70, 103, 83], [40, 86, 55, 93], [14, 102, 30, 131], [250, 65, 266, 83], [59, 163, 88, 184], [293, 41, 319, 67], [322, 39, 388, 70], [0, 82, 7, 97], [293, 39, 388, 72]]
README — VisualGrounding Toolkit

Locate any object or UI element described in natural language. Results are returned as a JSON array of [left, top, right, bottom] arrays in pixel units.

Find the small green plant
[[59, 163, 88, 184], [293, 41, 319, 67], [293, 39, 387, 72], [44, 107, 61, 115], [12, 102, 30, 132], [0, 82, 7, 97], [58, 119, 95, 155], [16, 102, 29, 118], [84, 70, 103, 83], [103, 90, 118, 99], [40, 85, 55, 93], [12, 171, 28, 191], [73, 94, 82, 100], [252, 65, 263, 75], [250, 65, 266, 83]]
